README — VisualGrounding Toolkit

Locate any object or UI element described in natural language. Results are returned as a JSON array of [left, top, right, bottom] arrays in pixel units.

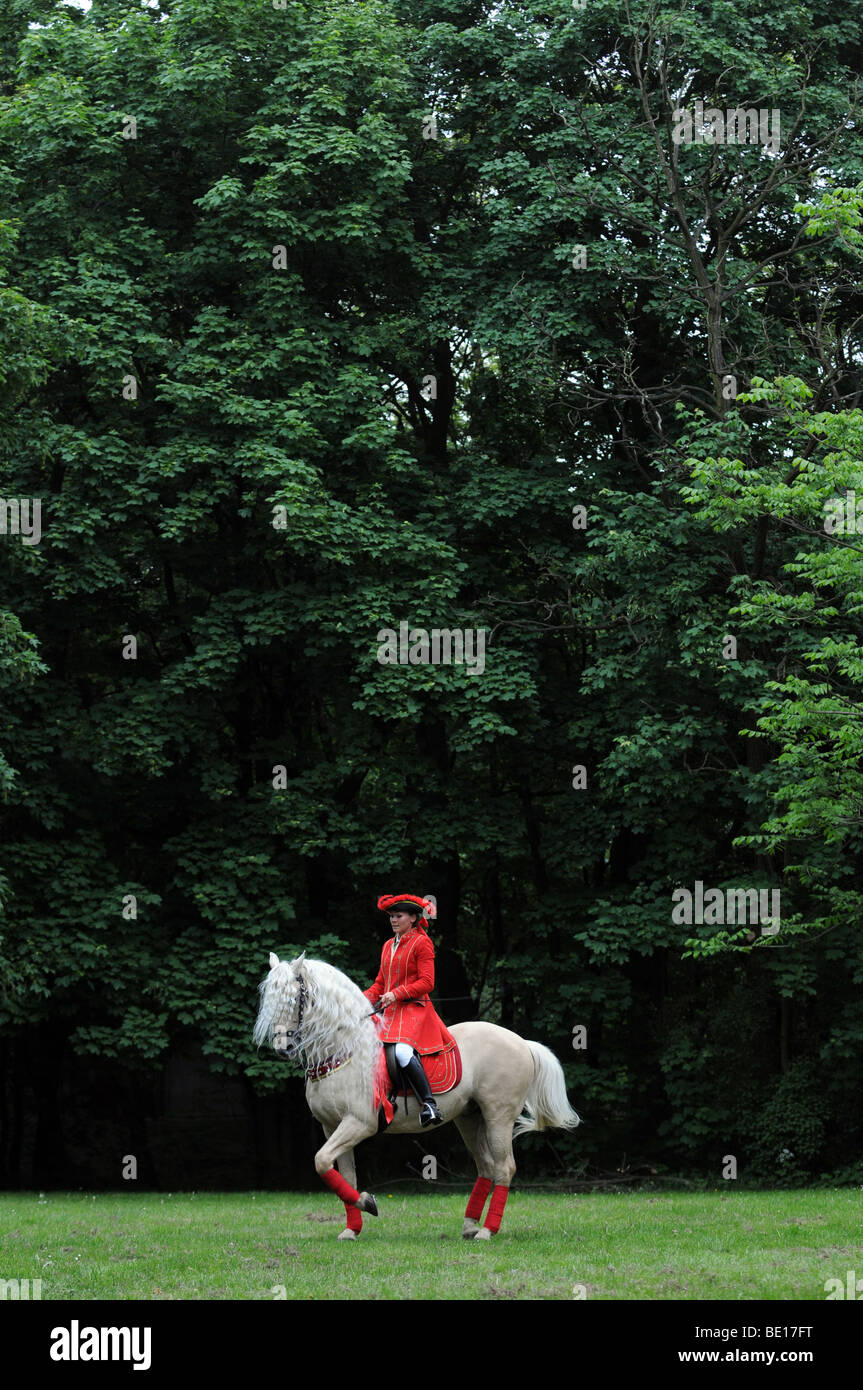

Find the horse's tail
[[513, 1041, 581, 1138]]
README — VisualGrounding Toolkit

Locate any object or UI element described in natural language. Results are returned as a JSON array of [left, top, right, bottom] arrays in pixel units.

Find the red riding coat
[[364, 926, 455, 1056]]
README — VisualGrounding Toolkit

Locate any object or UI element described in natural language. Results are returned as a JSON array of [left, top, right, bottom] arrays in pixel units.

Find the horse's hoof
[[474, 1227, 493, 1241], [356, 1191, 378, 1216], [462, 1220, 479, 1239], [337, 1228, 358, 1240]]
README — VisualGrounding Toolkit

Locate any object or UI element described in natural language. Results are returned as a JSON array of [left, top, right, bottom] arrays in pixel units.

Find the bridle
[[278, 973, 307, 1057], [276, 972, 352, 1081]]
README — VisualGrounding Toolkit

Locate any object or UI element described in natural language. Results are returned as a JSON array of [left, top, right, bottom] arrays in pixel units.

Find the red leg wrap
[[344, 1202, 363, 1233], [321, 1167, 360, 1205], [483, 1184, 510, 1233], [465, 1175, 493, 1221]]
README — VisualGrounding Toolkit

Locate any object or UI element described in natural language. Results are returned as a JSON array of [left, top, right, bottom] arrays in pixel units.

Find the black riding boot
[[400, 1053, 443, 1126]]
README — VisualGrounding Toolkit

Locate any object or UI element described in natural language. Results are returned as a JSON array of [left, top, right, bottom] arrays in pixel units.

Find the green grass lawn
[[1, 1188, 861, 1300]]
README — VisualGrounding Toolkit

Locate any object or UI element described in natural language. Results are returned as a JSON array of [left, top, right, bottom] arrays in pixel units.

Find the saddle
[[385, 1042, 462, 1097]]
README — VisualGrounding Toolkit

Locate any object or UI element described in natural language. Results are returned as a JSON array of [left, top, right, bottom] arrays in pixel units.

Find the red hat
[[377, 893, 436, 922]]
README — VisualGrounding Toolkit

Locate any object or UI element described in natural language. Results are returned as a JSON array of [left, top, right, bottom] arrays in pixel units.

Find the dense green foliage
[[1, 0, 862, 1185]]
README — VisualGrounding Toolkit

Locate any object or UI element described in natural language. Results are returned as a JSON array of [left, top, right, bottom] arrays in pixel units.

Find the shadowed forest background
[[2, 0, 863, 1189]]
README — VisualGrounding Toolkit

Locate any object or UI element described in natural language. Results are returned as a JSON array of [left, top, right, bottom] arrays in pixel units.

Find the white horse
[[253, 951, 580, 1239]]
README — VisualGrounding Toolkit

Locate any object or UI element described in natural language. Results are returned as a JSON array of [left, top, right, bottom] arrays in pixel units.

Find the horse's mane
[[253, 956, 381, 1108]]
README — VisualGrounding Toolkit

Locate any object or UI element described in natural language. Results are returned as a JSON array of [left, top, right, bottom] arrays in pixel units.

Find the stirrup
[[420, 1101, 443, 1127]]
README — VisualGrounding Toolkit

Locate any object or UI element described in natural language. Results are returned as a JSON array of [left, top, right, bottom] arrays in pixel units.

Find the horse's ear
[[292, 951, 306, 975], [269, 952, 280, 969]]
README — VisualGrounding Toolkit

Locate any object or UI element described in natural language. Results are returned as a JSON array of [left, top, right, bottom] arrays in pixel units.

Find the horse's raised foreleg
[[455, 1111, 495, 1240], [473, 1105, 518, 1240], [315, 1114, 378, 1240]]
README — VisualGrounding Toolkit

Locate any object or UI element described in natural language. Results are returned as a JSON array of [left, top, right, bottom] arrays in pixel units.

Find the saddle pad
[[393, 1041, 462, 1096]]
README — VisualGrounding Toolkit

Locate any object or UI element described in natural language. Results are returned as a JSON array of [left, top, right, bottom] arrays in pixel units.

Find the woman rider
[[364, 893, 454, 1126]]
